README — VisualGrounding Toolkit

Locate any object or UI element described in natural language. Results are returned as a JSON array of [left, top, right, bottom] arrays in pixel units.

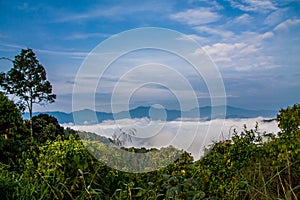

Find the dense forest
[[0, 49, 299, 199]]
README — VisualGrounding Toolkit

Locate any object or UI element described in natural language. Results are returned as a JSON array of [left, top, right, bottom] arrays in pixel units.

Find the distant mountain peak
[[23, 105, 277, 125]]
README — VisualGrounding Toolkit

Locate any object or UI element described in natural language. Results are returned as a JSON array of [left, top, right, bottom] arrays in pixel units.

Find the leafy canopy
[[32, 114, 65, 143], [277, 103, 300, 136], [0, 48, 56, 113], [0, 93, 22, 134]]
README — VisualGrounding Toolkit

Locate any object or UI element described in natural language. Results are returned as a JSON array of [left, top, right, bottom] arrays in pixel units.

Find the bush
[[31, 114, 65, 143]]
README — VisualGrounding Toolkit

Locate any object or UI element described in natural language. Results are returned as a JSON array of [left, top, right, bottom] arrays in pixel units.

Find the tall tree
[[0, 48, 56, 136]]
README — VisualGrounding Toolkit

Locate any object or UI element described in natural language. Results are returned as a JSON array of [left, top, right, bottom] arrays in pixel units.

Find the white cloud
[[204, 42, 246, 55], [0, 42, 90, 59], [189, 0, 224, 10], [227, 0, 277, 12], [55, 7, 122, 22], [260, 31, 274, 39], [201, 29, 277, 71], [232, 13, 253, 24], [55, 3, 172, 23], [64, 117, 280, 160], [264, 8, 289, 26], [194, 26, 234, 38], [66, 32, 111, 40], [274, 19, 300, 32], [170, 8, 221, 25], [190, 12, 273, 46], [35, 48, 89, 58], [232, 31, 274, 44], [0, 42, 26, 50], [177, 34, 209, 44], [203, 42, 249, 64], [239, 44, 259, 55]]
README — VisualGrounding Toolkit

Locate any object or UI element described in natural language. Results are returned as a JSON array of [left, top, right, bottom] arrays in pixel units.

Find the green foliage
[[31, 114, 65, 143], [277, 103, 300, 137], [0, 93, 30, 167], [0, 104, 299, 199], [191, 105, 300, 199], [0, 93, 23, 135], [0, 49, 56, 111], [0, 48, 56, 135], [28, 136, 108, 199], [0, 163, 18, 199]]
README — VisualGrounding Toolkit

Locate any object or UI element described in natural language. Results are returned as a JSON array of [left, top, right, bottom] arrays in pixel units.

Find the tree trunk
[[30, 99, 33, 138]]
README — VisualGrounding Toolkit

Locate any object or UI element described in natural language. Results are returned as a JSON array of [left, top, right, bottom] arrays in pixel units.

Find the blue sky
[[1, 0, 300, 112]]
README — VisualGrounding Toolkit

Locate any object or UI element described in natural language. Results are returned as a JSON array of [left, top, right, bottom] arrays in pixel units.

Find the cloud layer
[[63, 117, 280, 160]]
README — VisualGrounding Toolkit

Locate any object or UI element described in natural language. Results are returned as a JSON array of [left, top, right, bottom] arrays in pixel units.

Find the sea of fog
[[62, 117, 279, 160]]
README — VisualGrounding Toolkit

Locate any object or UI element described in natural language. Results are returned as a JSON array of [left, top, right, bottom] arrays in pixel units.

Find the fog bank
[[63, 117, 279, 160]]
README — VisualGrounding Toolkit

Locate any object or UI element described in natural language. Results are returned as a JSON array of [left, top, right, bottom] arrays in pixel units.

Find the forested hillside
[[1, 92, 299, 199]]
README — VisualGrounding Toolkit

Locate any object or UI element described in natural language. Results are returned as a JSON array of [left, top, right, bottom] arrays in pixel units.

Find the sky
[[1, 0, 300, 113]]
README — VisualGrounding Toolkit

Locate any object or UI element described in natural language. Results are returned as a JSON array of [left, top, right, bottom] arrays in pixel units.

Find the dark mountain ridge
[[23, 105, 277, 125]]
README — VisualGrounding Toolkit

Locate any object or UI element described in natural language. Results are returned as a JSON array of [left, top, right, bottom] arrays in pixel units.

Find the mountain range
[[23, 106, 277, 125]]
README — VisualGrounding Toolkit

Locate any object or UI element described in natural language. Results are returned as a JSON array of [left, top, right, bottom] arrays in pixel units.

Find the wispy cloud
[[0, 42, 89, 59], [179, 34, 209, 44], [66, 32, 111, 40], [35, 48, 89, 58], [226, 0, 277, 12], [264, 8, 290, 26], [55, 6, 122, 22], [203, 42, 248, 64], [274, 19, 300, 31], [231, 13, 253, 24], [200, 29, 277, 71], [170, 8, 221, 25], [54, 2, 172, 23], [0, 42, 26, 50], [188, 0, 224, 10], [194, 26, 234, 38]]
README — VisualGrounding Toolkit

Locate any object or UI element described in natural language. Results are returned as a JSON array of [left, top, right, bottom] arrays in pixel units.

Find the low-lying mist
[[62, 117, 279, 160]]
